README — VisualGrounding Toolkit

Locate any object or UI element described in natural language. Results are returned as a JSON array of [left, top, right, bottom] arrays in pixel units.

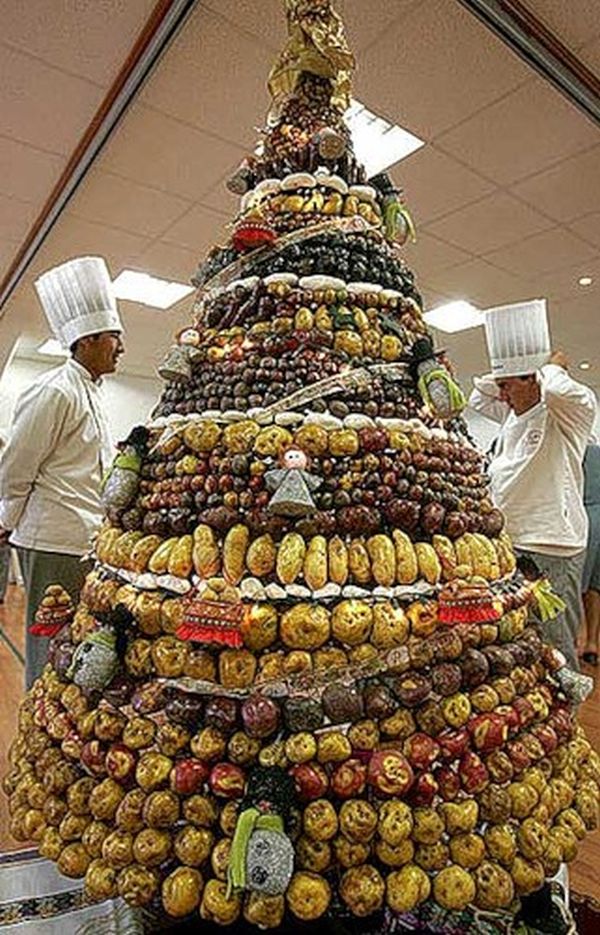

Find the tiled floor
[[0, 584, 599, 901]]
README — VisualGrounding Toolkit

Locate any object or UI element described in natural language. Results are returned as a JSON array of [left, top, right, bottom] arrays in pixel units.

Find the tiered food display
[[4, 1, 598, 930]]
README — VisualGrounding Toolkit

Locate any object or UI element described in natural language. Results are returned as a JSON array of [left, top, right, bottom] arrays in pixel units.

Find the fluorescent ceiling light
[[423, 300, 483, 333], [37, 338, 67, 357], [345, 99, 424, 178], [579, 360, 591, 370], [112, 270, 194, 309], [578, 276, 593, 286]]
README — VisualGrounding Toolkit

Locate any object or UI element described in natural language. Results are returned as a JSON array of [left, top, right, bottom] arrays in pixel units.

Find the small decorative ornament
[[246, 829, 295, 895], [313, 125, 346, 159], [410, 336, 466, 420], [265, 446, 322, 516], [232, 210, 277, 252], [66, 628, 119, 691], [101, 425, 149, 512], [438, 580, 502, 625], [157, 344, 192, 383], [30, 584, 74, 637], [557, 667, 594, 705], [177, 596, 246, 647]]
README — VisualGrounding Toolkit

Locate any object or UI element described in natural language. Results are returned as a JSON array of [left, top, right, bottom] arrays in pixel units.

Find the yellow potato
[[304, 536, 328, 590], [192, 525, 220, 578], [328, 536, 349, 586], [223, 525, 249, 585], [245, 534, 276, 577], [276, 533, 306, 585], [367, 535, 396, 587], [167, 536, 193, 578], [392, 530, 418, 584], [148, 538, 179, 575], [415, 543, 441, 585]]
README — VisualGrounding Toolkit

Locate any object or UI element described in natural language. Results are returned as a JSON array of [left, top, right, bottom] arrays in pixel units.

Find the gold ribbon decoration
[[268, 0, 355, 116]]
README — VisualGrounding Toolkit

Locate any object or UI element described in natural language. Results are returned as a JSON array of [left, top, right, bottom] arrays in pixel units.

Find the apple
[[495, 705, 520, 735], [105, 743, 137, 784], [403, 732, 441, 771], [438, 728, 470, 762], [409, 772, 439, 806], [290, 762, 330, 800], [209, 762, 245, 798], [459, 751, 489, 794], [485, 749, 515, 784], [506, 739, 532, 773], [169, 758, 210, 795], [367, 750, 414, 797], [435, 765, 460, 801], [513, 696, 536, 729], [81, 739, 108, 777], [241, 695, 280, 739], [468, 713, 508, 753], [531, 723, 558, 755]]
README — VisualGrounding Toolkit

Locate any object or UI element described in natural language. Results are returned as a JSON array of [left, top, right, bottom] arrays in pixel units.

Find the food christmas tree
[[4, 1, 599, 930]]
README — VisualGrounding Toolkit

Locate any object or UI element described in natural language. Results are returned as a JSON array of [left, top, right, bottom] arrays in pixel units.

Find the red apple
[[409, 772, 439, 806], [495, 705, 520, 734], [468, 713, 508, 753], [329, 758, 367, 799], [209, 763, 245, 798], [105, 743, 137, 784], [459, 751, 489, 794], [367, 750, 414, 797], [80, 739, 108, 776], [513, 696, 536, 728], [434, 765, 460, 801], [506, 739, 532, 772], [438, 728, 470, 762], [403, 732, 441, 771], [169, 758, 210, 795], [531, 723, 558, 755], [290, 762, 330, 800]]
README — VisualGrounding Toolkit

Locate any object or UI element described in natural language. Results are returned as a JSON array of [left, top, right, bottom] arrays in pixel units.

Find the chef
[[0, 256, 124, 686], [469, 298, 597, 669]]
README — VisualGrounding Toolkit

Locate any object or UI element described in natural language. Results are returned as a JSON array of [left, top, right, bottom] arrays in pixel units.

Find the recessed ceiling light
[[423, 300, 483, 333], [112, 270, 194, 309], [579, 360, 591, 370], [37, 338, 67, 357], [578, 276, 593, 286], [345, 99, 424, 178]]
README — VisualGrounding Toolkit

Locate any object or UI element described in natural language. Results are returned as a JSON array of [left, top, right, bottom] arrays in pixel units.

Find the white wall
[[0, 356, 162, 443]]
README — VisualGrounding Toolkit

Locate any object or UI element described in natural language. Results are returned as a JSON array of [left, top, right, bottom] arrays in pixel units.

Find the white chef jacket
[[469, 364, 597, 557], [0, 359, 113, 555]]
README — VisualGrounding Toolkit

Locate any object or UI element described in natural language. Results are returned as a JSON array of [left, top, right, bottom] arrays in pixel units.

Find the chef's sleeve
[[0, 386, 69, 530], [541, 364, 598, 443], [468, 375, 509, 424]]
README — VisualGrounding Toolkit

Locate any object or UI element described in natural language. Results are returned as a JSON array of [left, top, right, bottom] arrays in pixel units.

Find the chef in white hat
[[0, 256, 124, 686], [469, 298, 597, 668]]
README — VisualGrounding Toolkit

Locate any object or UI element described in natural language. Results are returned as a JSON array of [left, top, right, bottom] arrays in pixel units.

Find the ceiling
[[0, 0, 599, 391]]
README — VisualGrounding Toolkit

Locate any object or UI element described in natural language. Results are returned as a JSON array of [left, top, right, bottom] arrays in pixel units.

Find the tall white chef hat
[[482, 298, 550, 378], [34, 256, 122, 349]]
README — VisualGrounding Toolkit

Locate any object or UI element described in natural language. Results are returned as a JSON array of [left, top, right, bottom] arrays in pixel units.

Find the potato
[[432, 535, 457, 580], [148, 537, 178, 574], [415, 543, 442, 585], [432, 864, 476, 910], [347, 539, 371, 584], [328, 536, 348, 585], [392, 530, 418, 584], [386, 864, 431, 912], [246, 534, 276, 577], [162, 866, 203, 917], [276, 533, 306, 585], [367, 535, 396, 587], [129, 535, 161, 573], [192, 525, 220, 578], [223, 525, 249, 585], [304, 536, 328, 590], [167, 535, 193, 578]]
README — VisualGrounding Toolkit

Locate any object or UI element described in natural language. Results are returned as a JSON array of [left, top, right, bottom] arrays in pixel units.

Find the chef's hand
[[548, 349, 569, 370]]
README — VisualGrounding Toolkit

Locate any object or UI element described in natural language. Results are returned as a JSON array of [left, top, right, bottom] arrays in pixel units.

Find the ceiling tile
[[34, 216, 150, 275], [511, 146, 600, 223], [568, 213, 600, 251], [100, 103, 246, 201], [435, 77, 599, 185], [424, 191, 554, 255], [391, 145, 494, 226], [416, 283, 452, 311], [139, 6, 273, 148], [0, 137, 63, 203], [524, 0, 600, 49], [1, 0, 156, 86], [135, 241, 200, 285], [403, 231, 473, 282], [0, 44, 103, 156], [0, 237, 20, 281], [578, 36, 600, 74], [424, 257, 533, 306], [0, 194, 38, 241], [161, 203, 230, 254], [527, 256, 600, 300], [67, 169, 192, 238], [356, 0, 529, 140], [439, 327, 489, 383], [200, 176, 240, 216], [483, 227, 598, 276]]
